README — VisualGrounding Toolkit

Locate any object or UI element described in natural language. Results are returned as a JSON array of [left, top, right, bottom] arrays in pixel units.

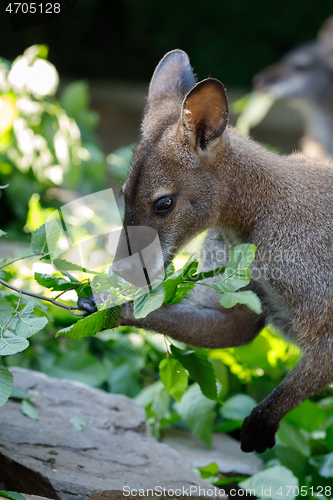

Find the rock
[[0, 368, 224, 500], [162, 428, 263, 477]]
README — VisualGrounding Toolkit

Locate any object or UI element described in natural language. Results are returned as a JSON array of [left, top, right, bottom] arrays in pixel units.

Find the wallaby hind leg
[[241, 346, 333, 453]]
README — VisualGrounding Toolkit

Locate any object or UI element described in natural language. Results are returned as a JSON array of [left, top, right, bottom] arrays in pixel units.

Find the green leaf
[[169, 281, 196, 304], [0, 365, 13, 407], [151, 387, 171, 421], [31, 224, 48, 254], [53, 258, 97, 275], [197, 462, 219, 479], [21, 399, 39, 420], [34, 272, 79, 291], [31, 221, 60, 255], [70, 416, 87, 430], [285, 399, 327, 432], [220, 394, 257, 421], [135, 380, 165, 408], [240, 465, 298, 500], [214, 243, 256, 294], [326, 423, 333, 452], [46, 353, 108, 387], [159, 357, 188, 402], [0, 331, 29, 356], [275, 446, 307, 484], [108, 363, 141, 398], [61, 81, 89, 116], [310, 452, 333, 478], [191, 267, 225, 282], [15, 302, 48, 338], [219, 290, 262, 314], [133, 285, 165, 319], [10, 387, 30, 400], [163, 254, 198, 303], [174, 383, 216, 447], [0, 230, 7, 237], [215, 420, 243, 433], [171, 345, 218, 401], [235, 92, 275, 136], [0, 491, 28, 500], [56, 307, 120, 339], [277, 419, 311, 457]]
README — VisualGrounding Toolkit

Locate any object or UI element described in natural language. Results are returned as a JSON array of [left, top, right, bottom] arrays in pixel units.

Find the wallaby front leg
[[241, 348, 333, 453], [120, 301, 265, 348]]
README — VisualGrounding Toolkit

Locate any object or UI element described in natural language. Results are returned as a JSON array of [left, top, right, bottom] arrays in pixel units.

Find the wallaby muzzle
[[112, 226, 164, 288]]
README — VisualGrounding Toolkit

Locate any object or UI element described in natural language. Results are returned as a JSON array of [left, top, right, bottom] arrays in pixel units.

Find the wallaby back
[[254, 16, 333, 158]]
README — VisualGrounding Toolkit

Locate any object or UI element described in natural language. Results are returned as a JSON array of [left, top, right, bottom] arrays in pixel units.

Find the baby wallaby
[[80, 49, 333, 454], [254, 16, 333, 159]]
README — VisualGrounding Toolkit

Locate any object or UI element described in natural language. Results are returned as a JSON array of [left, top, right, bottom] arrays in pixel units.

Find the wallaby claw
[[240, 409, 278, 453], [77, 295, 98, 314]]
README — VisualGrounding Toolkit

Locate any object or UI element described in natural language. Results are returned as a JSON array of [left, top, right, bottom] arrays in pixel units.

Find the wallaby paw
[[77, 295, 97, 314], [240, 409, 278, 453], [120, 301, 135, 322]]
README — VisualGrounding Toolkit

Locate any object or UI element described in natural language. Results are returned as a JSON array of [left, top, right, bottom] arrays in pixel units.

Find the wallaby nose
[[112, 254, 149, 288], [253, 72, 269, 91], [253, 69, 279, 91], [112, 258, 135, 277]]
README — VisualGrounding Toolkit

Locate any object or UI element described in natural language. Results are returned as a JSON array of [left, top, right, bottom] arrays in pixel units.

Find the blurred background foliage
[[1, 0, 333, 87]]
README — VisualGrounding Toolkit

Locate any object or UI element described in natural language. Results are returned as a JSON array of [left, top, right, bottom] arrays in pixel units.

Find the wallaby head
[[253, 17, 333, 102], [113, 50, 230, 286]]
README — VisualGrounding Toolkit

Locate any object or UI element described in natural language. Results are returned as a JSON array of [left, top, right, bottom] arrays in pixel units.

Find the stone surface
[[0, 368, 222, 500], [162, 428, 263, 477]]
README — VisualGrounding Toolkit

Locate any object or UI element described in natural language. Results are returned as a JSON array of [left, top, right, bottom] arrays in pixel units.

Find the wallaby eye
[[292, 61, 310, 71], [155, 196, 174, 213]]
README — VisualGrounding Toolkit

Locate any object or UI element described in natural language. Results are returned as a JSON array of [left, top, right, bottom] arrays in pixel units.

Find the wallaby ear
[[148, 49, 196, 102], [180, 78, 228, 150]]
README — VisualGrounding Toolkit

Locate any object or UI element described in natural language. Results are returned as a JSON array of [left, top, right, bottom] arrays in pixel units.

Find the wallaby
[[253, 16, 333, 159], [79, 49, 333, 454]]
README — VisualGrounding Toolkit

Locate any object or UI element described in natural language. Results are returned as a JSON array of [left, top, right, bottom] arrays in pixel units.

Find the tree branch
[[0, 279, 85, 316], [0, 252, 46, 270]]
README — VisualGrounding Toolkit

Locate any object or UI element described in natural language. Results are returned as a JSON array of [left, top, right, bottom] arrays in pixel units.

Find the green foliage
[[234, 92, 275, 136], [21, 399, 39, 420], [56, 308, 120, 339], [174, 383, 216, 447], [0, 364, 13, 407], [0, 492, 27, 500], [0, 45, 107, 233], [70, 417, 87, 431], [171, 345, 218, 401], [220, 394, 257, 420], [240, 466, 298, 500], [159, 357, 188, 402]]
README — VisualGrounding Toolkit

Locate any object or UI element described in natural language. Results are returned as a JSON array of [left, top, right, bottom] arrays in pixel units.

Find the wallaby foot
[[240, 403, 278, 453]]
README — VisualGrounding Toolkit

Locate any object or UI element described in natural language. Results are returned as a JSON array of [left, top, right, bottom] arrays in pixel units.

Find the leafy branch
[[0, 278, 84, 316]]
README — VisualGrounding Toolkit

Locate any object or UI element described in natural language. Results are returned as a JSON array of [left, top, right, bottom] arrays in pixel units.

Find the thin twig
[[0, 279, 85, 316], [0, 252, 46, 270], [54, 284, 82, 301]]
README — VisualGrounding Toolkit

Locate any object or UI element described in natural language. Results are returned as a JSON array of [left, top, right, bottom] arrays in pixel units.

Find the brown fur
[[254, 16, 333, 159], [114, 50, 333, 453]]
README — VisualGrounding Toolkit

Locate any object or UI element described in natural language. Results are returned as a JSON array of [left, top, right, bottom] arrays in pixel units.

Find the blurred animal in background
[[254, 16, 333, 159]]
